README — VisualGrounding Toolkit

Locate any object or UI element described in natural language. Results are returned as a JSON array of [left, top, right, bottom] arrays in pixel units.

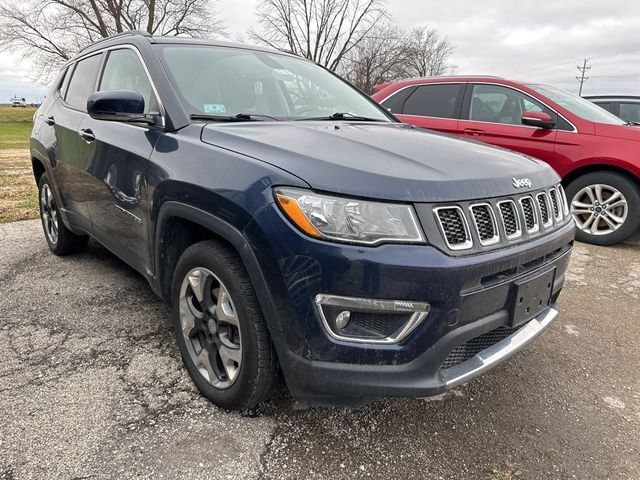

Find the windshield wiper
[[625, 121, 640, 126], [296, 112, 387, 122], [190, 113, 278, 122]]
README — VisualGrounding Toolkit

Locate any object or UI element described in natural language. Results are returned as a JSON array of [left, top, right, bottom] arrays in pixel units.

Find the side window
[[468, 84, 553, 126], [593, 101, 614, 114], [65, 54, 103, 111], [58, 67, 71, 98], [619, 103, 640, 123], [99, 48, 159, 115], [380, 87, 416, 114], [402, 84, 463, 119]]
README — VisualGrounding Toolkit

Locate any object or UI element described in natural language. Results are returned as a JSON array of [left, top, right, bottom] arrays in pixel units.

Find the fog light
[[315, 294, 430, 344], [335, 310, 351, 330]]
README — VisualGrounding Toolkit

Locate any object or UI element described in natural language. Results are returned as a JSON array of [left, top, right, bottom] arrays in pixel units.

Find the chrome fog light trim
[[314, 294, 431, 344]]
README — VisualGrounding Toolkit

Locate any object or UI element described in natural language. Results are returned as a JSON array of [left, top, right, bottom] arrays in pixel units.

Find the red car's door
[[381, 83, 465, 135], [458, 83, 558, 164]]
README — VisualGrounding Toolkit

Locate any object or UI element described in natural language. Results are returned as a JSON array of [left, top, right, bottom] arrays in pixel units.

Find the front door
[[458, 84, 558, 164], [79, 47, 163, 275]]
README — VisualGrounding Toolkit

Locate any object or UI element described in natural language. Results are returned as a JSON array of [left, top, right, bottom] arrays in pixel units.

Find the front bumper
[[246, 204, 574, 405]]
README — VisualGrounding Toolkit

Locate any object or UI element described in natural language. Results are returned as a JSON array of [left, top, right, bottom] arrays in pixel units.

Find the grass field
[[0, 106, 36, 150], [0, 106, 38, 222]]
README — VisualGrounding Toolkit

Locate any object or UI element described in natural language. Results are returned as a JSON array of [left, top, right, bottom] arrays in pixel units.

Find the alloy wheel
[[40, 183, 59, 245], [178, 268, 242, 389], [570, 183, 628, 236]]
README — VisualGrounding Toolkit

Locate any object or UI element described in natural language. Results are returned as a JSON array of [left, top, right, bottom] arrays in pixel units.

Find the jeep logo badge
[[512, 177, 532, 188]]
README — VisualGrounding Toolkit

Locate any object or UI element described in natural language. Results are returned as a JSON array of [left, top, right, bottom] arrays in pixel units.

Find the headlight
[[274, 187, 425, 245]]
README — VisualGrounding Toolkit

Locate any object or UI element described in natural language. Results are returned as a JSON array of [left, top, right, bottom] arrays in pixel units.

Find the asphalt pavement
[[0, 220, 639, 479]]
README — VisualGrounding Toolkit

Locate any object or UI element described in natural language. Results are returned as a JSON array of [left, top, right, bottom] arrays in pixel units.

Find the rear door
[[458, 83, 558, 163], [389, 83, 465, 135], [50, 52, 104, 230], [78, 46, 162, 275]]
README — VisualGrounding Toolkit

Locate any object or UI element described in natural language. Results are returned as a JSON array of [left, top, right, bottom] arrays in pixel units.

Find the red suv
[[372, 77, 640, 245]]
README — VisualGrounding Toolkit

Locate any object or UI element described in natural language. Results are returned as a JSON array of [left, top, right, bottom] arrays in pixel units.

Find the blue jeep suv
[[30, 31, 575, 410]]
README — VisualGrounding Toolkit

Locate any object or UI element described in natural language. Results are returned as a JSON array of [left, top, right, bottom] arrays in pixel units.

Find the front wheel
[[38, 174, 88, 255], [171, 240, 279, 410], [565, 171, 640, 245]]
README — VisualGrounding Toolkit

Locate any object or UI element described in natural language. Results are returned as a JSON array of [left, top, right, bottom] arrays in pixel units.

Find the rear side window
[[99, 48, 159, 115], [65, 54, 103, 111], [592, 101, 613, 114], [380, 87, 416, 114], [402, 84, 463, 119], [620, 103, 640, 123]]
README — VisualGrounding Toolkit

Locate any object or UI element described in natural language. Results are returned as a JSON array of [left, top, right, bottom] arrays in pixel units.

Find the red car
[[372, 77, 640, 245]]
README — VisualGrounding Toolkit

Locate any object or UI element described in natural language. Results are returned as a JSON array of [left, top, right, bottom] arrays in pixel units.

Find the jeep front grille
[[435, 207, 472, 250], [536, 192, 552, 227], [497, 200, 521, 238], [470, 204, 499, 245], [549, 188, 561, 221], [425, 185, 571, 254], [520, 196, 538, 233]]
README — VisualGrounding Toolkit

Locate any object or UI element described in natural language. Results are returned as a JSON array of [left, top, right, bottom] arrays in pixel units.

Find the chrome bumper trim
[[440, 307, 558, 388]]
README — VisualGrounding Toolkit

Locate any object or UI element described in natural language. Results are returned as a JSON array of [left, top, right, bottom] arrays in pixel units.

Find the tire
[[171, 240, 279, 410], [38, 174, 89, 255], [565, 171, 640, 246]]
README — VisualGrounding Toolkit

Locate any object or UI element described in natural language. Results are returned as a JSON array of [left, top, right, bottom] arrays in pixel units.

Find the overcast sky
[[2, 0, 639, 102]]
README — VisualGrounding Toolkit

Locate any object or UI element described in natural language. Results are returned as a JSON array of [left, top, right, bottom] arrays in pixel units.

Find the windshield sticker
[[254, 81, 263, 96], [203, 103, 227, 114]]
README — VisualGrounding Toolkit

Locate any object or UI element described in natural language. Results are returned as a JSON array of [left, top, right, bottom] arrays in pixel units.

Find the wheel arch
[[562, 163, 640, 190], [32, 157, 46, 184], [154, 201, 282, 332]]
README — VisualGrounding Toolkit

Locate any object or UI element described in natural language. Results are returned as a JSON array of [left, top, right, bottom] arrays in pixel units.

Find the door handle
[[463, 128, 485, 136], [79, 128, 95, 142], [44, 116, 55, 126]]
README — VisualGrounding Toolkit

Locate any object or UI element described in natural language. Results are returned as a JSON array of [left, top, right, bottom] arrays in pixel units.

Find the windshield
[[158, 45, 392, 122], [527, 84, 626, 125]]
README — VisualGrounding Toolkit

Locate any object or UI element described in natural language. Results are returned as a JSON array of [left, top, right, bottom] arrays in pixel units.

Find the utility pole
[[576, 58, 591, 96]]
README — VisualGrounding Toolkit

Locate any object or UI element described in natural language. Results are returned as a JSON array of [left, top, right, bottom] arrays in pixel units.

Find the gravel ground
[[0, 220, 639, 480]]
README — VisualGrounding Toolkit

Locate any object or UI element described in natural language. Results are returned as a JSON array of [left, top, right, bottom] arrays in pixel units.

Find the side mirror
[[521, 111, 555, 129], [87, 90, 147, 123]]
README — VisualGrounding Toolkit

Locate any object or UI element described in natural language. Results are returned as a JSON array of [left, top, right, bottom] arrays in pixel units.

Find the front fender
[[153, 201, 283, 332]]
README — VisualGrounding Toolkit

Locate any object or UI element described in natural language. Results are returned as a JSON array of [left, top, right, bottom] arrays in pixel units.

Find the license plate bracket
[[509, 267, 556, 327]]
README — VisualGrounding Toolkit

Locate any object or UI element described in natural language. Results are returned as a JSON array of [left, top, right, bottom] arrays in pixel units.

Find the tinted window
[[469, 84, 553, 126], [58, 67, 71, 98], [402, 84, 462, 118], [65, 54, 102, 111], [592, 101, 613, 113], [619, 103, 640, 123], [380, 86, 416, 114], [100, 49, 158, 114]]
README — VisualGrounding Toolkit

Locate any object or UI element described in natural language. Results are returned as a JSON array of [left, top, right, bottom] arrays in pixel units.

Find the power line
[[576, 58, 591, 96], [504, 47, 640, 77]]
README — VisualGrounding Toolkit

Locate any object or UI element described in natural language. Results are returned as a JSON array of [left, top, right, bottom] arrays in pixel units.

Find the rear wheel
[[565, 171, 640, 245], [171, 240, 279, 410], [38, 174, 88, 255]]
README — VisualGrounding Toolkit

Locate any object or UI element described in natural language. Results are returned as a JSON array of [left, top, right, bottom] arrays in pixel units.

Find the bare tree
[[341, 24, 454, 92], [0, 0, 225, 79], [402, 26, 455, 78], [250, 0, 387, 71], [339, 22, 405, 92]]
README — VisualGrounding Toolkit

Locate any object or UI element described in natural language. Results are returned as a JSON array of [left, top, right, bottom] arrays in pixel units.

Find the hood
[[201, 122, 560, 203], [594, 122, 640, 141]]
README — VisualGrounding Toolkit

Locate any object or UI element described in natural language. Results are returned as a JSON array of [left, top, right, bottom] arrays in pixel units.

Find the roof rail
[[78, 30, 152, 54]]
